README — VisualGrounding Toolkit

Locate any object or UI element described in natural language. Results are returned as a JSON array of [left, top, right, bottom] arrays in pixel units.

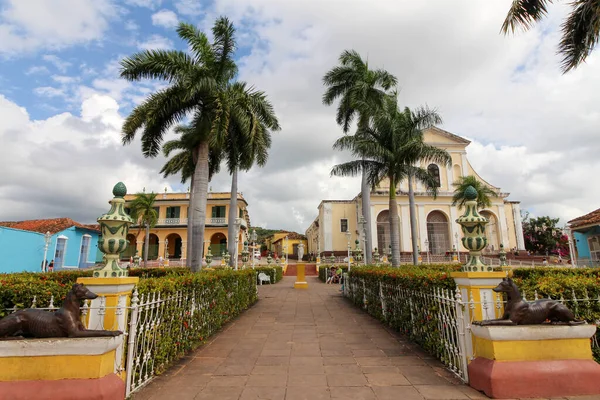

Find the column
[[512, 203, 526, 250], [496, 206, 509, 248], [449, 206, 461, 250], [370, 205, 377, 251], [461, 151, 468, 178], [417, 205, 427, 250], [446, 158, 454, 189], [323, 203, 333, 252], [401, 205, 411, 252]]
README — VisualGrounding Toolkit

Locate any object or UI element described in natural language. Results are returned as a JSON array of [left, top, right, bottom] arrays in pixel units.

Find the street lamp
[[565, 227, 577, 267], [424, 238, 430, 264], [358, 215, 367, 265], [42, 231, 51, 272], [251, 229, 258, 269], [345, 231, 352, 271], [234, 218, 242, 270]]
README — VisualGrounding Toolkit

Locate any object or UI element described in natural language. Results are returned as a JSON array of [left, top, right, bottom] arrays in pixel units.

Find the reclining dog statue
[[0, 283, 122, 339], [473, 277, 585, 326]]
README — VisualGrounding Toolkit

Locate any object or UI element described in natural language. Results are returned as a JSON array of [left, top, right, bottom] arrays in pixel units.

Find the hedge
[[318, 265, 349, 282], [345, 265, 600, 362]]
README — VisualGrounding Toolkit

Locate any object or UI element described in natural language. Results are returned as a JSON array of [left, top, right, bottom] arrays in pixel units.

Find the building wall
[[573, 226, 600, 259], [0, 227, 100, 273]]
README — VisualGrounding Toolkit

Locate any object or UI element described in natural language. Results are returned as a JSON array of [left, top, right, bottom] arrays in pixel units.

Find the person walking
[[48, 260, 54, 272]]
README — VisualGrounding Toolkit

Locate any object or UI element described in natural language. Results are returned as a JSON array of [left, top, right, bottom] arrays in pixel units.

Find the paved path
[[131, 277, 593, 400]]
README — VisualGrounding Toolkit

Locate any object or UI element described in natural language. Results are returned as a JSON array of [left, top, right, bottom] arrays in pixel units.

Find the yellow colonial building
[[265, 231, 308, 259], [305, 127, 526, 258], [122, 191, 250, 261]]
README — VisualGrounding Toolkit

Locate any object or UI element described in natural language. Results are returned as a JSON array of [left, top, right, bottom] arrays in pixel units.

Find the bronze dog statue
[[0, 283, 122, 339], [473, 277, 585, 326]]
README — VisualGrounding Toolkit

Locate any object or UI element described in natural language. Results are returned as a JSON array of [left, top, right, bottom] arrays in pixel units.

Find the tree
[[160, 124, 223, 263], [323, 50, 398, 263], [501, 0, 600, 73], [220, 82, 280, 266], [452, 175, 498, 210], [120, 18, 239, 272], [129, 192, 158, 267], [522, 213, 566, 255], [331, 96, 451, 267]]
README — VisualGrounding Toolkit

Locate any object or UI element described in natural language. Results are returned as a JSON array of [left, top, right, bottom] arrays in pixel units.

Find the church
[[305, 127, 526, 259]]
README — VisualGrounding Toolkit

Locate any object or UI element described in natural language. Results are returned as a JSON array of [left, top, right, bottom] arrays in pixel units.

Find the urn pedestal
[[468, 325, 600, 399], [294, 264, 308, 289]]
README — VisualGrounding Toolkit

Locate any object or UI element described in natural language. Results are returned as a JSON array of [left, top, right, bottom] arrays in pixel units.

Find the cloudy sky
[[0, 0, 598, 232]]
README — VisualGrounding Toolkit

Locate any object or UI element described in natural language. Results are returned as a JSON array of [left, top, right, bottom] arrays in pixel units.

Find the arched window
[[377, 210, 391, 255], [426, 211, 450, 254], [427, 164, 441, 187], [480, 211, 499, 253]]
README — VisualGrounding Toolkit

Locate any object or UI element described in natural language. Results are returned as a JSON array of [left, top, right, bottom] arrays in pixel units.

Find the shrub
[[128, 266, 190, 278]]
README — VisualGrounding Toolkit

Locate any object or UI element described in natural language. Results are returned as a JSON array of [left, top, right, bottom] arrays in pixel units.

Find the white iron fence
[[343, 274, 600, 384]]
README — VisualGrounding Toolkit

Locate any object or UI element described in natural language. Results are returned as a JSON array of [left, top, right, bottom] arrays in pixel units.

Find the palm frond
[[558, 0, 600, 72], [120, 50, 195, 82], [501, 0, 553, 34], [176, 22, 215, 66]]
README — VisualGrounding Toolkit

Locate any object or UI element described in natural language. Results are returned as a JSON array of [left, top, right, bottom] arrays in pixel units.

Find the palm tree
[[220, 82, 280, 267], [323, 50, 398, 263], [331, 96, 451, 266], [129, 192, 159, 267], [120, 18, 239, 272], [501, 0, 600, 73], [160, 124, 223, 263], [452, 175, 498, 210]]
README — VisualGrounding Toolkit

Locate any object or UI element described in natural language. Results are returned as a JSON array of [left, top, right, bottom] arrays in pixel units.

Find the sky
[[0, 0, 599, 233]]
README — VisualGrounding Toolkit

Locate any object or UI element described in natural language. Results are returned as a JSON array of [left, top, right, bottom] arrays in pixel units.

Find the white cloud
[[124, 0, 162, 9], [25, 66, 50, 75], [174, 0, 203, 16], [42, 55, 72, 73], [0, 0, 116, 54], [151, 9, 179, 29], [0, 94, 173, 223], [125, 20, 139, 31], [137, 34, 173, 50], [34, 86, 65, 98]]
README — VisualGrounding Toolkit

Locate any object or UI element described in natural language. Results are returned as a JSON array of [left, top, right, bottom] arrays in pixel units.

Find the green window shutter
[[212, 207, 217, 218]]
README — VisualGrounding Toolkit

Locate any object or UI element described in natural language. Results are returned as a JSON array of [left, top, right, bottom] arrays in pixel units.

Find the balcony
[[133, 217, 246, 227], [157, 218, 188, 225], [209, 217, 227, 225]]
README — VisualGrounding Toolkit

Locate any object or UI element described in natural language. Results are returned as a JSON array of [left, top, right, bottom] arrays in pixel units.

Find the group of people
[[40, 260, 54, 272], [326, 266, 343, 285]]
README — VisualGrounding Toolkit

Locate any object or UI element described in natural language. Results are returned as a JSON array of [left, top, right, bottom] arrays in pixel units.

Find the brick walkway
[[131, 277, 590, 400]]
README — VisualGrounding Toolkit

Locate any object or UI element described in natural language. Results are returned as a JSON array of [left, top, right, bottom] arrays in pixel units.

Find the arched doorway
[[427, 211, 450, 255], [166, 233, 183, 259], [480, 211, 500, 253], [121, 233, 137, 260], [142, 233, 159, 260], [377, 210, 391, 255], [210, 232, 227, 257]]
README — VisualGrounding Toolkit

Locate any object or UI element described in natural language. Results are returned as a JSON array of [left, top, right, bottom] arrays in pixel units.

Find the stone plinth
[[451, 272, 506, 321], [468, 324, 600, 399], [0, 336, 124, 400], [77, 276, 138, 379], [294, 263, 308, 289]]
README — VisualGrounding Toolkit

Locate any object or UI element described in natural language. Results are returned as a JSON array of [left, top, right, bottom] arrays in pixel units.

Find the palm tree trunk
[[144, 221, 150, 268], [190, 141, 209, 272], [186, 180, 194, 267], [407, 174, 419, 265], [388, 179, 400, 267], [227, 167, 238, 267], [361, 165, 373, 264]]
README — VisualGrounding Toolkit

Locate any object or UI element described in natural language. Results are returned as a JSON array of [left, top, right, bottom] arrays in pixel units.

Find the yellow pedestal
[[76, 277, 139, 380], [294, 263, 308, 289], [451, 271, 506, 322]]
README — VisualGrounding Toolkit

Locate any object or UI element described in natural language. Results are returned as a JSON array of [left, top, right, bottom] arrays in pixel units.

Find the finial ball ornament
[[112, 182, 127, 198], [464, 185, 477, 201]]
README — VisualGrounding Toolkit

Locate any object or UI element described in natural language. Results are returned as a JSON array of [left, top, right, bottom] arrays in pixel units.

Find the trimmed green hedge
[[318, 265, 349, 282]]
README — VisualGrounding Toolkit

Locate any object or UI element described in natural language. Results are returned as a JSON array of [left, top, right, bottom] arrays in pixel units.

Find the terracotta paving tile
[[415, 385, 470, 399], [289, 356, 323, 366], [373, 386, 425, 400], [240, 386, 286, 400], [351, 349, 386, 357], [326, 373, 368, 387], [252, 365, 289, 375], [330, 386, 376, 399], [247, 374, 287, 387], [398, 366, 453, 386], [206, 375, 249, 387], [289, 364, 325, 375], [361, 365, 400, 374], [213, 364, 255, 375], [365, 372, 411, 386], [288, 373, 328, 387], [354, 357, 392, 366], [285, 386, 332, 400], [322, 356, 356, 365], [194, 386, 244, 400], [324, 364, 362, 374], [256, 356, 290, 366]]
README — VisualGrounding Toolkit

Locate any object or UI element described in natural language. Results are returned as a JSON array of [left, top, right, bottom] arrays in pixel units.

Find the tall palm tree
[[120, 18, 239, 272], [452, 175, 498, 210], [129, 192, 159, 267], [331, 96, 451, 267], [323, 50, 398, 263], [161, 124, 223, 263], [501, 0, 600, 73], [220, 82, 280, 266]]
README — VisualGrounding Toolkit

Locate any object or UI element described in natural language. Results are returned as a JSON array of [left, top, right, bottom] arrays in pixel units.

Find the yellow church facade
[[122, 191, 250, 262], [305, 127, 526, 259]]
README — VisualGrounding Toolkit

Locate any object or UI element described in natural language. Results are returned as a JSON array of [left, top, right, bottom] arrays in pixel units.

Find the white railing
[[136, 217, 243, 227], [344, 274, 600, 384], [209, 217, 226, 225], [157, 218, 188, 225]]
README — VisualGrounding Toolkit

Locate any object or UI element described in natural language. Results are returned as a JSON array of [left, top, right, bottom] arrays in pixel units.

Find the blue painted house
[[0, 218, 102, 273], [568, 208, 600, 266]]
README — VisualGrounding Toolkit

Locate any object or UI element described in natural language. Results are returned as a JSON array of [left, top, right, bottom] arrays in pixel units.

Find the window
[[340, 219, 348, 233], [124, 207, 131, 215], [165, 206, 180, 219], [78, 234, 91, 268], [212, 206, 226, 218], [589, 236, 600, 261], [427, 164, 441, 188], [239, 208, 244, 218], [54, 236, 68, 269]]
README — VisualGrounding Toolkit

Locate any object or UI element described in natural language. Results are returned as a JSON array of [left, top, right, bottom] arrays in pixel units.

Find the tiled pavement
[[131, 276, 598, 400]]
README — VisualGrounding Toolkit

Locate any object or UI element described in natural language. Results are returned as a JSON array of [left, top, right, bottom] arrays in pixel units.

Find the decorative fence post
[[77, 182, 140, 380]]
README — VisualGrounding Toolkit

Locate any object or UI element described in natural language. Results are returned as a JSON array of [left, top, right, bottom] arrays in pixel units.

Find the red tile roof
[[0, 218, 100, 235], [568, 208, 600, 229]]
